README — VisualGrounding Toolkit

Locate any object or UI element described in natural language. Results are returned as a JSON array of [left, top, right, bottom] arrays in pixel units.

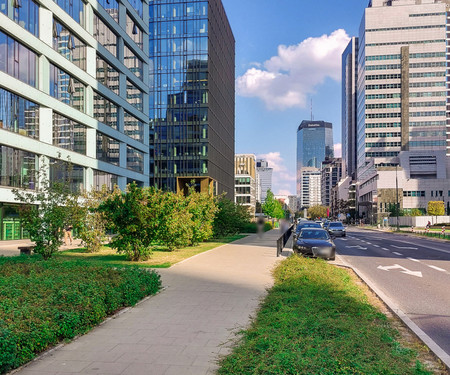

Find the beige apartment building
[[234, 154, 256, 217]]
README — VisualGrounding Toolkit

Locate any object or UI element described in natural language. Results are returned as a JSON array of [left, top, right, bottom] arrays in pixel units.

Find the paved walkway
[[14, 230, 289, 375], [0, 239, 84, 257]]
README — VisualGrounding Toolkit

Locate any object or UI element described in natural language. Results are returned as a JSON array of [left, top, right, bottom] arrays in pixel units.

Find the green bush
[[213, 197, 251, 238], [0, 256, 161, 374]]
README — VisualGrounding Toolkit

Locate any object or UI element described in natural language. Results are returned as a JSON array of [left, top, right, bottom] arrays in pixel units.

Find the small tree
[[308, 205, 328, 220], [12, 158, 78, 260], [262, 190, 284, 219], [213, 197, 251, 238], [428, 201, 445, 221]]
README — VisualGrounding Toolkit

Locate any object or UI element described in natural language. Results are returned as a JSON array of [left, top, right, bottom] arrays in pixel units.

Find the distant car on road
[[293, 221, 322, 240], [315, 221, 324, 228], [293, 228, 335, 260], [326, 222, 346, 237]]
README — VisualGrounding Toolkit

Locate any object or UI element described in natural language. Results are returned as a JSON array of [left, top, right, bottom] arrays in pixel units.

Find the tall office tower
[[321, 158, 343, 207], [300, 168, 322, 208], [234, 154, 256, 216], [255, 159, 273, 204], [0, 0, 149, 240], [149, 0, 235, 197], [296, 120, 333, 207], [354, 0, 450, 221], [342, 37, 359, 180]]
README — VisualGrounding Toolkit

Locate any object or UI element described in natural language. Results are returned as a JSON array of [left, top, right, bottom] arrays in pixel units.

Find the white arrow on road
[[346, 245, 367, 250], [392, 245, 418, 250], [377, 264, 423, 278]]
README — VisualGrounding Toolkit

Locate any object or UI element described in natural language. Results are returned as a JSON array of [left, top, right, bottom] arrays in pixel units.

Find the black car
[[327, 222, 346, 237], [293, 228, 335, 260], [293, 221, 322, 240]]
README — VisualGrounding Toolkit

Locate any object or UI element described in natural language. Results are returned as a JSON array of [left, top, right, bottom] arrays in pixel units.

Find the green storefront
[[0, 204, 27, 240]]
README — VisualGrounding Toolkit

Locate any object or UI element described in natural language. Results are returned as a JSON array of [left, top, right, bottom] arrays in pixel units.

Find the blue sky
[[222, 0, 368, 195]]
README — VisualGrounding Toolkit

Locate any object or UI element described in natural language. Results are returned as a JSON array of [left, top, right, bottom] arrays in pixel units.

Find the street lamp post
[[395, 165, 399, 232]]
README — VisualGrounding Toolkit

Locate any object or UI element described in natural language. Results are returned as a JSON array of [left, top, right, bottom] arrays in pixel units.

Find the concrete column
[[39, 55, 50, 94], [39, 107, 53, 145], [39, 7, 53, 46]]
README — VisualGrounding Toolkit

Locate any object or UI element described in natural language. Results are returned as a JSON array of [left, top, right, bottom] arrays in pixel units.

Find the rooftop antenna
[[310, 98, 314, 121]]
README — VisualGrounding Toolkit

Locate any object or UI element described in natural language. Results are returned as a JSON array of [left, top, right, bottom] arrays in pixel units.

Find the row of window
[[150, 36, 208, 54], [154, 159, 208, 175], [410, 140, 446, 147], [366, 81, 446, 90], [0, 0, 39, 36], [366, 72, 445, 80], [155, 143, 208, 157], [235, 187, 251, 195], [150, 19, 208, 38], [235, 177, 252, 185], [403, 191, 425, 197], [409, 12, 445, 17], [366, 141, 401, 148], [366, 151, 399, 157], [366, 61, 446, 70], [366, 92, 446, 100], [409, 130, 446, 137], [150, 2, 207, 20], [366, 122, 400, 128], [365, 121, 446, 128], [366, 24, 445, 32], [366, 39, 445, 47], [366, 102, 446, 109], [366, 52, 445, 61], [366, 132, 401, 138], [153, 124, 208, 140]]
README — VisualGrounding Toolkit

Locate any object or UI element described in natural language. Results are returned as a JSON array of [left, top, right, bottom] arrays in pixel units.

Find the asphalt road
[[334, 228, 450, 358]]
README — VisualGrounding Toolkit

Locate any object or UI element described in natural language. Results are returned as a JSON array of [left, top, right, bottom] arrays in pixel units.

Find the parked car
[[315, 221, 324, 228], [293, 228, 335, 260], [326, 222, 346, 237], [293, 221, 322, 240]]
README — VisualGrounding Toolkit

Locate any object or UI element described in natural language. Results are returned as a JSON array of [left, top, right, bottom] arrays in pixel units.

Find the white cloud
[[237, 29, 350, 110], [334, 143, 342, 158], [257, 152, 295, 195]]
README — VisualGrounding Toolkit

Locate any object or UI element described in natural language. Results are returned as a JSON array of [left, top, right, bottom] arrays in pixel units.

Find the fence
[[413, 230, 450, 240], [277, 224, 294, 257]]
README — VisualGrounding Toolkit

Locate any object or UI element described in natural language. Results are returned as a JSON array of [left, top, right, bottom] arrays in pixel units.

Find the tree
[[428, 201, 445, 217], [12, 158, 79, 260], [213, 196, 251, 238], [98, 183, 153, 261], [308, 205, 328, 220], [262, 190, 284, 219]]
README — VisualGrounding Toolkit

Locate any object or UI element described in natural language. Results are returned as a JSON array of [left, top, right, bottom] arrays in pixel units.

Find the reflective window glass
[[0, 145, 36, 189], [93, 170, 118, 190], [124, 44, 143, 79], [0, 0, 39, 36], [93, 91, 118, 129], [96, 132, 119, 165], [93, 13, 117, 57], [49, 63, 85, 111], [126, 146, 143, 172], [53, 0, 84, 26], [97, 0, 118, 22], [53, 112, 87, 154], [49, 158, 84, 193], [126, 79, 143, 110], [124, 111, 144, 142], [52, 19, 86, 70], [126, 13, 143, 50], [96, 55, 119, 94], [127, 0, 142, 19]]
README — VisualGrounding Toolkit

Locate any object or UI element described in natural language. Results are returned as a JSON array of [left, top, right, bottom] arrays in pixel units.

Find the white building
[[256, 159, 273, 204], [300, 168, 321, 208], [0, 0, 149, 239]]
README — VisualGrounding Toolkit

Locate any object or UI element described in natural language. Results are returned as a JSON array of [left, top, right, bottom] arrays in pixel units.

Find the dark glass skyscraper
[[149, 0, 235, 197]]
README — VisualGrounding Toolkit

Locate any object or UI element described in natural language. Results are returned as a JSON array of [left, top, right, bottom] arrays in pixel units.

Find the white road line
[[407, 257, 420, 262], [428, 265, 447, 272], [366, 242, 372, 245], [392, 245, 418, 250], [373, 245, 380, 248], [382, 248, 390, 251], [393, 252, 403, 256]]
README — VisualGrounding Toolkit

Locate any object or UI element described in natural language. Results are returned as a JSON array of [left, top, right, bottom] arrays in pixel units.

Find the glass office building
[[149, 0, 235, 197], [0, 0, 149, 239]]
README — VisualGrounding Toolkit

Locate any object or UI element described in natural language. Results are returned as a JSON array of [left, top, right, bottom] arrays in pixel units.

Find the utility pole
[[395, 165, 399, 232]]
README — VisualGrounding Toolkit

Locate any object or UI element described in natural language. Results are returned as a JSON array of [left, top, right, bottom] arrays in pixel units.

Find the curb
[[335, 254, 450, 372]]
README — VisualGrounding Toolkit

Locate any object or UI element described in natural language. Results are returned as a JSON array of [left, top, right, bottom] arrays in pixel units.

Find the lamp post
[[395, 165, 399, 232]]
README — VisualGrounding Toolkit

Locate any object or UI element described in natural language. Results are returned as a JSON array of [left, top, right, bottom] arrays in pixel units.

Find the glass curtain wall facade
[[0, 0, 150, 239], [149, 0, 235, 197]]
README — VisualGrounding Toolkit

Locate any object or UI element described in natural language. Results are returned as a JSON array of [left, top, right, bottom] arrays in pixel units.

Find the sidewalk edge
[[335, 254, 450, 372]]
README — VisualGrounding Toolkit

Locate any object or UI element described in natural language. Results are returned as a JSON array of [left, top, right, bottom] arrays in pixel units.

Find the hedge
[[0, 256, 161, 374]]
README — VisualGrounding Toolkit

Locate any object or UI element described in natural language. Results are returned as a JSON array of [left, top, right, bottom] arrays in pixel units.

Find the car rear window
[[300, 230, 330, 240], [330, 223, 344, 228]]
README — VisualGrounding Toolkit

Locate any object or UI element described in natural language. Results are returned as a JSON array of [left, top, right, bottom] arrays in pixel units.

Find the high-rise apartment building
[[149, 0, 235, 197], [255, 159, 273, 204], [342, 37, 358, 180], [296, 120, 333, 207], [321, 158, 342, 207], [0, 0, 149, 239], [343, 0, 450, 222], [234, 154, 256, 216]]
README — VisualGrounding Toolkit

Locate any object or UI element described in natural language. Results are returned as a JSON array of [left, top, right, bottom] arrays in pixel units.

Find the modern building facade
[[321, 158, 342, 207], [342, 37, 358, 180], [149, 0, 235, 197], [0, 0, 150, 239], [255, 159, 273, 204], [299, 167, 322, 208], [234, 154, 256, 216]]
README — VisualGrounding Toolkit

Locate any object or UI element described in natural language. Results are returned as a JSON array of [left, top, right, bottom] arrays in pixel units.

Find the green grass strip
[[219, 256, 431, 375], [0, 256, 161, 374]]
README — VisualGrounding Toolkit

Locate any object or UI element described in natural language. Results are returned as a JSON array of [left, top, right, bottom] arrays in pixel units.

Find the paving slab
[[14, 230, 288, 375]]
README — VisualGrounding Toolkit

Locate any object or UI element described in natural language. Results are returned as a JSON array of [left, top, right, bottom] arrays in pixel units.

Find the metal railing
[[277, 224, 294, 257]]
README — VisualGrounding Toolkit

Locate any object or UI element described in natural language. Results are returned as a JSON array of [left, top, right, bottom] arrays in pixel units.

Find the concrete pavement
[[0, 239, 84, 257], [12, 230, 286, 375]]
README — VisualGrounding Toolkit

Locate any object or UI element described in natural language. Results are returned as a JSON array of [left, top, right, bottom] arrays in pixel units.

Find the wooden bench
[[18, 246, 34, 255]]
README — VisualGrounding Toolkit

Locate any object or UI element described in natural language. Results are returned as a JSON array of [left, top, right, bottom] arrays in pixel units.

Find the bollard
[[442, 226, 446, 235], [411, 226, 414, 232]]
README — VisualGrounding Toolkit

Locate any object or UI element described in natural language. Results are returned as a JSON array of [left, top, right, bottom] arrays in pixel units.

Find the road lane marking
[[393, 252, 403, 256], [407, 257, 420, 262], [346, 245, 367, 250], [377, 264, 423, 277], [392, 245, 418, 250], [428, 265, 446, 272], [366, 242, 372, 245], [373, 245, 380, 248], [382, 248, 389, 251]]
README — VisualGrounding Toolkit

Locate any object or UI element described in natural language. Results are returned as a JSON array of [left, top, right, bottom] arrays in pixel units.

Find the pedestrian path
[[0, 239, 84, 257], [14, 230, 288, 375]]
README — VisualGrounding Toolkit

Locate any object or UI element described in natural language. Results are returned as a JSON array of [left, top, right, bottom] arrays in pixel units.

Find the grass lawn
[[56, 234, 247, 268], [219, 256, 433, 375]]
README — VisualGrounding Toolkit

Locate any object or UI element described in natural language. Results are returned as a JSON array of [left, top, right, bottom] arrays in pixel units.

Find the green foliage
[[241, 222, 272, 233], [98, 183, 154, 261], [12, 158, 79, 260], [0, 256, 160, 374], [219, 256, 431, 375], [388, 203, 405, 217], [308, 205, 329, 220], [213, 197, 251, 238], [427, 201, 445, 216], [262, 190, 285, 219]]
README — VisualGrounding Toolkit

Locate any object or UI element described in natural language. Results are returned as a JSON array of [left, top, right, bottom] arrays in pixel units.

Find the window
[[124, 45, 143, 79], [97, 0, 118, 22], [124, 111, 144, 142], [0, 31, 38, 87], [0, 145, 36, 189], [127, 146, 144, 172], [403, 191, 425, 197], [96, 55, 119, 94], [126, 13, 143, 50], [49, 63, 85, 111], [53, 0, 84, 26], [93, 170, 118, 190], [52, 19, 86, 70], [53, 112, 86, 154], [49, 158, 84, 193], [0, 88, 39, 138], [128, 0, 143, 19], [0, 0, 39, 36], [96, 132, 119, 165], [93, 13, 117, 57], [93, 92, 118, 129], [126, 79, 143, 110]]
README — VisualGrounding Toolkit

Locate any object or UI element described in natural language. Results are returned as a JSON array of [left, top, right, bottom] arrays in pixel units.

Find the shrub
[[213, 197, 251, 238], [0, 256, 160, 374], [428, 201, 445, 216]]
